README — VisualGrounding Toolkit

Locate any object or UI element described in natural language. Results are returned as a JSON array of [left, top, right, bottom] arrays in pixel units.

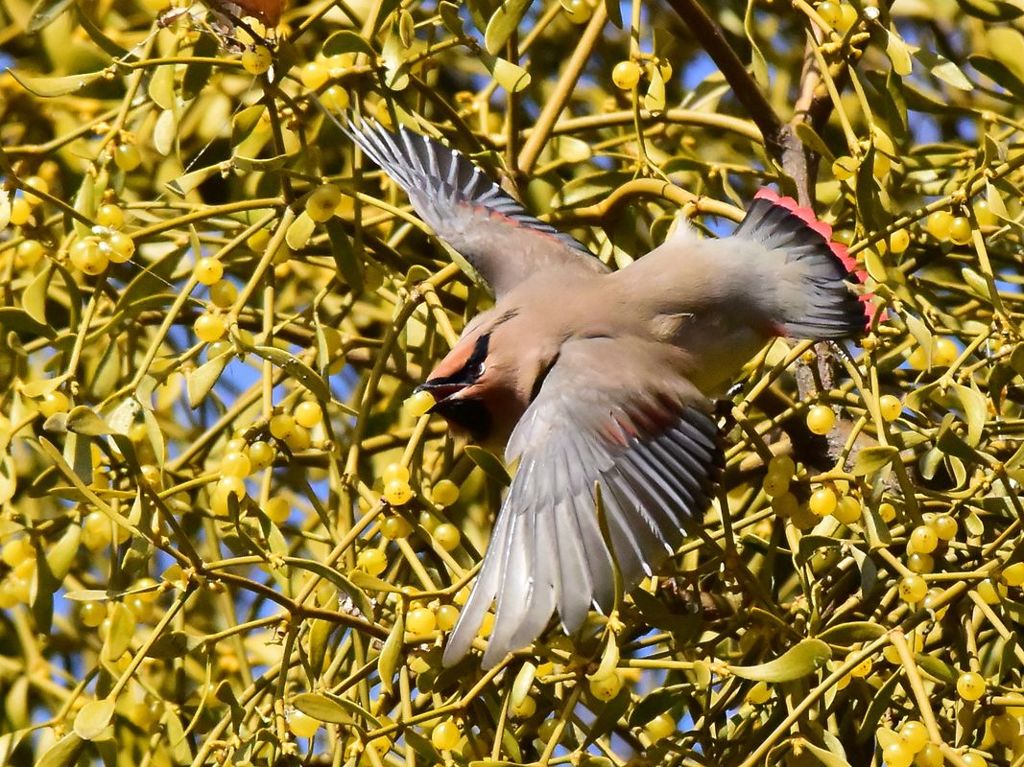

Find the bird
[[341, 115, 871, 669]]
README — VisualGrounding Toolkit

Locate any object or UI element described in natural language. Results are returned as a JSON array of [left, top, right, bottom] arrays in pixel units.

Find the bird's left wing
[[442, 337, 722, 668], [342, 117, 608, 298]]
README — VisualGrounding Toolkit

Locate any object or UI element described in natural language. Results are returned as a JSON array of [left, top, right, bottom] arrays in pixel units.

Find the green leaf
[[915, 48, 974, 91], [322, 31, 375, 57], [36, 732, 86, 767], [953, 383, 987, 446], [850, 446, 898, 476], [145, 631, 193, 659], [491, 58, 531, 92], [292, 692, 351, 724], [464, 445, 511, 486], [484, 0, 532, 54], [958, 0, 1024, 20], [165, 163, 224, 197], [148, 64, 177, 111], [582, 686, 630, 748], [325, 218, 363, 292], [102, 602, 135, 662], [245, 345, 338, 405], [22, 263, 52, 326], [969, 54, 1024, 101], [73, 698, 115, 741], [817, 622, 886, 645], [65, 406, 112, 436], [798, 737, 852, 767], [438, 1, 464, 34], [0, 307, 56, 338], [28, 0, 76, 31], [378, 612, 404, 695], [915, 653, 956, 684], [187, 351, 231, 408], [9, 68, 104, 97], [886, 29, 914, 76], [284, 557, 373, 619], [286, 210, 316, 250], [46, 523, 81, 580], [727, 638, 831, 681]]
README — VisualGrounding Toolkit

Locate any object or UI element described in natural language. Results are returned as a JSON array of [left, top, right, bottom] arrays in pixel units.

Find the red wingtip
[[756, 187, 880, 328]]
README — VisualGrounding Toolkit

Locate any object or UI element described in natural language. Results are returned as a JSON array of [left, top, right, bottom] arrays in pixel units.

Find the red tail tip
[[755, 187, 880, 327]]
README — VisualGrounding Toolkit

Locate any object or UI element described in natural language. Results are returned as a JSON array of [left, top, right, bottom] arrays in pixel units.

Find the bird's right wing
[[342, 117, 608, 298], [442, 337, 722, 668]]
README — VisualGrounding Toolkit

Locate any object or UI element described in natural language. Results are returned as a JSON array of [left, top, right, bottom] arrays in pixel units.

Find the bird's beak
[[414, 380, 469, 407]]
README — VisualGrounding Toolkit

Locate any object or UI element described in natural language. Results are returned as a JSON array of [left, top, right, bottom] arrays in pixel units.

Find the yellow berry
[[436, 604, 459, 631], [382, 463, 409, 484], [930, 514, 957, 542], [431, 479, 460, 507], [294, 401, 322, 429], [849, 655, 872, 678], [383, 479, 413, 506], [299, 61, 329, 90], [771, 492, 799, 519], [433, 523, 461, 551], [768, 454, 796, 478], [960, 754, 986, 767], [283, 425, 310, 451], [79, 601, 107, 628], [836, 3, 858, 31], [899, 575, 927, 603], [900, 720, 928, 753], [305, 184, 341, 223], [879, 502, 897, 522], [406, 607, 436, 636], [808, 487, 837, 517], [23, 175, 49, 202], [909, 525, 938, 554], [832, 155, 858, 180], [883, 740, 915, 767], [817, 1, 841, 27], [104, 231, 135, 263], [1, 537, 31, 566], [977, 578, 1006, 604], [1001, 561, 1024, 587], [833, 496, 862, 524], [914, 743, 943, 767], [956, 671, 986, 701], [381, 515, 412, 539], [357, 548, 387, 576], [195, 257, 224, 286], [873, 151, 892, 179], [221, 451, 252, 478], [70, 239, 108, 275], [612, 60, 641, 90], [974, 199, 997, 227], [211, 476, 247, 516], [209, 280, 237, 308], [113, 144, 142, 172], [194, 313, 226, 343], [990, 712, 1020, 744], [588, 672, 622, 701], [249, 440, 275, 469], [926, 211, 954, 240], [287, 710, 320, 738], [889, 229, 911, 253], [949, 216, 972, 245], [16, 239, 45, 268], [269, 414, 295, 440], [405, 390, 435, 417], [82, 511, 112, 551], [879, 394, 902, 422], [907, 553, 934, 574], [511, 695, 537, 719], [763, 472, 790, 497], [644, 711, 675, 741], [319, 85, 350, 111], [263, 497, 290, 525], [562, 0, 592, 23], [747, 681, 772, 704], [241, 45, 272, 75], [933, 338, 957, 367], [38, 390, 69, 417], [247, 229, 270, 252], [96, 203, 125, 229], [431, 721, 461, 751], [806, 405, 835, 435]]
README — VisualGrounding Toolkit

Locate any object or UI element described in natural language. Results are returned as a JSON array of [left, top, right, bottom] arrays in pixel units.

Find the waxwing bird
[[343, 116, 871, 669]]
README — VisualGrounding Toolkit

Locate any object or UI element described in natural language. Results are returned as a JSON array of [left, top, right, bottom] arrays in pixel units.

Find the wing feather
[[341, 116, 607, 297], [442, 337, 722, 668]]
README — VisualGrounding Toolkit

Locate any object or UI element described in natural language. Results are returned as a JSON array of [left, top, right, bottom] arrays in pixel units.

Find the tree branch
[[662, 0, 784, 156]]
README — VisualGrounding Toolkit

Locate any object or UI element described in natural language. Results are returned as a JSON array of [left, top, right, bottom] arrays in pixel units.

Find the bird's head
[[416, 308, 557, 444]]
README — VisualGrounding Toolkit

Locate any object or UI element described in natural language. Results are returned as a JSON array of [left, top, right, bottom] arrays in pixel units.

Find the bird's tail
[[732, 188, 873, 339]]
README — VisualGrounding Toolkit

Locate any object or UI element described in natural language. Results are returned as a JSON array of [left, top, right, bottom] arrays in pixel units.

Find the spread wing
[[342, 116, 608, 298], [442, 337, 722, 668]]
